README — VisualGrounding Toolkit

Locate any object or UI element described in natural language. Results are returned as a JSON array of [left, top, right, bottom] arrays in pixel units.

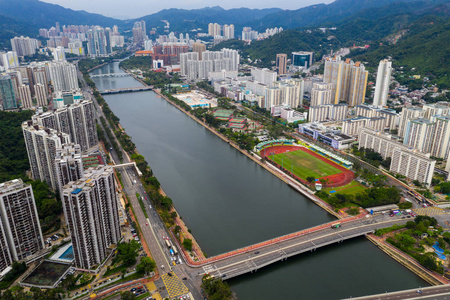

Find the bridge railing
[[182, 213, 367, 268]]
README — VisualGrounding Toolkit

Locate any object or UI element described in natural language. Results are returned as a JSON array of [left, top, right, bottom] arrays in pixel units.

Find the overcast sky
[[41, 0, 332, 19]]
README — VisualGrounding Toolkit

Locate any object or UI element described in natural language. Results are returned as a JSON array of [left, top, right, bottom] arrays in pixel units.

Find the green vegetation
[[352, 146, 391, 169], [0, 286, 64, 299], [31, 180, 62, 233], [0, 110, 34, 182], [0, 262, 27, 290], [135, 257, 156, 275], [142, 71, 182, 89], [352, 17, 450, 87], [374, 224, 406, 236], [316, 186, 400, 209], [182, 239, 193, 252], [323, 181, 366, 196], [201, 274, 233, 300], [120, 56, 152, 71], [105, 241, 140, 277], [435, 182, 450, 194], [271, 150, 341, 181], [387, 216, 447, 273], [136, 193, 148, 218]]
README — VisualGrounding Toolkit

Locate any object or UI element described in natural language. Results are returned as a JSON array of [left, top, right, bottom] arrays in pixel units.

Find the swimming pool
[[50, 243, 74, 262], [60, 245, 74, 260]]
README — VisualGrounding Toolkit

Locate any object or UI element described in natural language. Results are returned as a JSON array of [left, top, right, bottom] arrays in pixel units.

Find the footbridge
[[99, 86, 153, 95], [180, 215, 409, 280], [112, 162, 142, 176], [90, 73, 132, 78]]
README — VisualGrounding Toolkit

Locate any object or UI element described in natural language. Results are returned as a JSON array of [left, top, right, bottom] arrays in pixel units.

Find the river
[[91, 62, 427, 299]]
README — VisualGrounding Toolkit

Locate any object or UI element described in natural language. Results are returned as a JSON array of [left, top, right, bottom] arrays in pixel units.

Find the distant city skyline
[[40, 0, 333, 19]]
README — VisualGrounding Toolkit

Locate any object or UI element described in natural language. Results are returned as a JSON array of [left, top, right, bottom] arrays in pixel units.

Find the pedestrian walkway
[[161, 272, 189, 299], [413, 207, 446, 216]]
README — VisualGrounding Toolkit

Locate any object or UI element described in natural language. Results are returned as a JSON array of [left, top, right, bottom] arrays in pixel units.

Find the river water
[[91, 62, 427, 299]]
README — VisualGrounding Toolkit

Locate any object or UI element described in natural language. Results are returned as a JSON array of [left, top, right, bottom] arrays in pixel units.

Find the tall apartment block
[[359, 128, 436, 185], [398, 107, 424, 138], [0, 75, 18, 110], [323, 57, 368, 106], [62, 166, 121, 269], [54, 143, 84, 193], [430, 115, 450, 159], [32, 100, 98, 153], [276, 54, 287, 75], [403, 118, 435, 153], [372, 59, 392, 108], [0, 179, 44, 272], [47, 61, 79, 92], [22, 122, 71, 190], [311, 82, 333, 106], [10, 36, 39, 57]]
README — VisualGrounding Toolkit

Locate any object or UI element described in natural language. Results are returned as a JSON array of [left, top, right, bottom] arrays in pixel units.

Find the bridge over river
[[178, 214, 410, 281], [99, 86, 153, 95], [90, 73, 132, 78]]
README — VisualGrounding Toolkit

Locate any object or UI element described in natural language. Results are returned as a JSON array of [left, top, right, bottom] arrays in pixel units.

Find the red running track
[[260, 145, 354, 188]]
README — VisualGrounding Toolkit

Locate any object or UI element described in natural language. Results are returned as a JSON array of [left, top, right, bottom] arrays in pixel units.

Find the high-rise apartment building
[[22, 122, 71, 190], [323, 57, 368, 106], [251, 67, 277, 87], [10, 36, 39, 57], [430, 116, 450, 159], [1, 51, 19, 70], [62, 166, 121, 269], [398, 107, 424, 138], [18, 84, 32, 109], [311, 82, 333, 106], [192, 43, 206, 60], [0, 75, 18, 110], [372, 59, 392, 107], [0, 179, 44, 266], [276, 54, 287, 75], [403, 118, 435, 153], [54, 144, 84, 205], [47, 61, 78, 92], [32, 100, 98, 153], [52, 46, 66, 61], [223, 24, 235, 39], [87, 28, 107, 57], [34, 83, 48, 107]]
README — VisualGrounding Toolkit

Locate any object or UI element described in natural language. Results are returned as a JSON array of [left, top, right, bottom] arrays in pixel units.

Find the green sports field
[[271, 150, 341, 180]]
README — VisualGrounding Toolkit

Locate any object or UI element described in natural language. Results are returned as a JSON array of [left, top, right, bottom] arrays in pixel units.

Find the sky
[[40, 0, 333, 19]]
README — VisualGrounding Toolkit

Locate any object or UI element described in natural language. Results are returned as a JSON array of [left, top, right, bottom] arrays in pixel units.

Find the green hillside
[[0, 14, 37, 50], [351, 17, 450, 87]]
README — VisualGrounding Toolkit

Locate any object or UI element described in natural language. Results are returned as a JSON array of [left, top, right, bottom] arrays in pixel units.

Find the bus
[[331, 223, 341, 229], [172, 246, 178, 256], [165, 240, 171, 248]]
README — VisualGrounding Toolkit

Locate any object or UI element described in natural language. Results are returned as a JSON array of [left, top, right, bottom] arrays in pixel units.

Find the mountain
[[0, 14, 38, 49], [0, 0, 123, 28], [248, 0, 449, 30], [126, 6, 282, 33]]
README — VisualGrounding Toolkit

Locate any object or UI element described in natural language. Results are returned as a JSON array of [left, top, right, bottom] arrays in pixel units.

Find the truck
[[169, 249, 174, 256]]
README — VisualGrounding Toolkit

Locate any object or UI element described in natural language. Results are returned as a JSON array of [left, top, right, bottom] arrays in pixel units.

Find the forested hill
[[352, 17, 450, 88], [0, 14, 37, 49]]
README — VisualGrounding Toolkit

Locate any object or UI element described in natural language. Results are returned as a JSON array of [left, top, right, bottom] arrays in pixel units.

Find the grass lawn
[[323, 181, 366, 195], [271, 150, 341, 180]]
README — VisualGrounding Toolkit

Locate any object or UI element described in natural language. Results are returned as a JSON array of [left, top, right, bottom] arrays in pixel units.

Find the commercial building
[[298, 122, 355, 149], [358, 128, 435, 185], [292, 51, 314, 69], [11, 36, 39, 57], [0, 179, 44, 269], [47, 61, 78, 92], [276, 54, 287, 75], [0, 75, 18, 110], [62, 166, 121, 269], [372, 59, 392, 107], [22, 122, 71, 190], [323, 57, 368, 106]]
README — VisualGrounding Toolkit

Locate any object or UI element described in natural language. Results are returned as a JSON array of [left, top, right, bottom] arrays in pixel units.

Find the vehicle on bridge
[[331, 223, 341, 229]]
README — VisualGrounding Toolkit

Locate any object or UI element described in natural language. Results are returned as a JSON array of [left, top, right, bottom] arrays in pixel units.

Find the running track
[[260, 145, 354, 188]]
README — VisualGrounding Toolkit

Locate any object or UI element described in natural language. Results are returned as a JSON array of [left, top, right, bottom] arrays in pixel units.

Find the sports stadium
[[257, 140, 354, 188]]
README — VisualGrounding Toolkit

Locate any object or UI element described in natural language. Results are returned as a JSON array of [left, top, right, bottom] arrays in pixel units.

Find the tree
[[201, 274, 233, 300], [121, 291, 136, 300], [136, 257, 156, 275], [182, 239, 193, 251], [306, 176, 316, 187]]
